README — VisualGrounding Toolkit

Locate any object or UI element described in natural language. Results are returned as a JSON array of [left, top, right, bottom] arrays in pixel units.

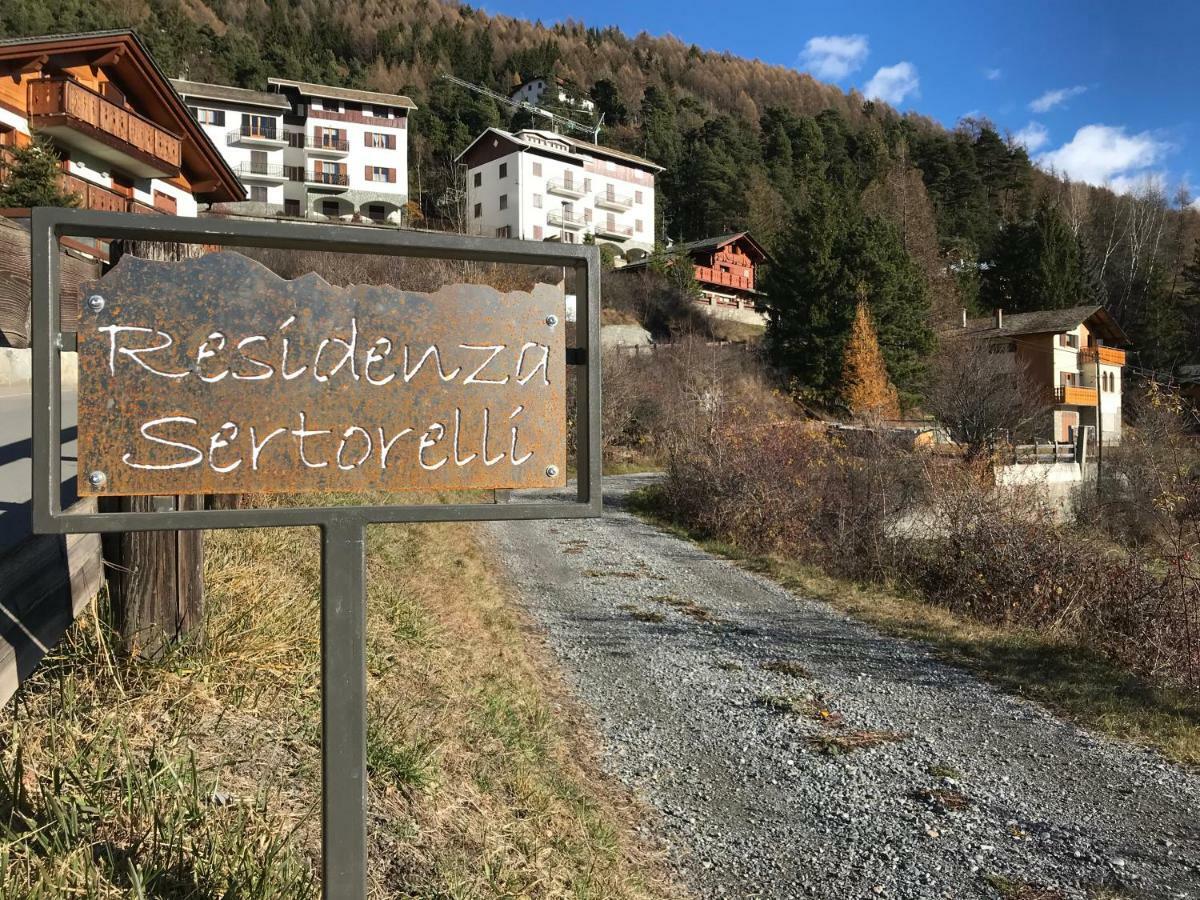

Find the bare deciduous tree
[[925, 337, 1049, 459]]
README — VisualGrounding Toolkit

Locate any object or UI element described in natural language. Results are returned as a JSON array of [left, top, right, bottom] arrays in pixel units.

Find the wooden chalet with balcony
[[0, 30, 243, 219], [952, 305, 1130, 445], [619, 231, 769, 326]]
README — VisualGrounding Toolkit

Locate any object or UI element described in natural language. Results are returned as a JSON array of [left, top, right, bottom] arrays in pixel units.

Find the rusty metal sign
[[76, 251, 567, 496]]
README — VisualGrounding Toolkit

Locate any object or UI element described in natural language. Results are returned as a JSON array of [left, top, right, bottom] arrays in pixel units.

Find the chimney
[[960, 308, 968, 328], [994, 308, 1004, 329]]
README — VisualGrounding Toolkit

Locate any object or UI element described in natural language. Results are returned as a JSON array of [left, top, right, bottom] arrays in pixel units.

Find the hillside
[[3, 0, 1199, 378]]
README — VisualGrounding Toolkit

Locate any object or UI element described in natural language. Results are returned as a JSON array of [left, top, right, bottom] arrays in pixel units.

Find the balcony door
[[250, 150, 269, 175], [242, 113, 276, 140]]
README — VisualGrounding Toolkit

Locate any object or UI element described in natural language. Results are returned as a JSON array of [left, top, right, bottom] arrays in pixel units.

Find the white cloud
[[1036, 124, 1170, 189], [984, 67, 1002, 81], [798, 34, 869, 81], [1029, 85, 1087, 113], [1012, 121, 1049, 152], [863, 62, 920, 105]]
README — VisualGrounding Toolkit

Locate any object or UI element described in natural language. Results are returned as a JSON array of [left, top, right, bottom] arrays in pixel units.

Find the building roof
[[0, 30, 243, 202], [674, 232, 769, 262], [170, 78, 291, 110], [455, 126, 662, 172], [266, 77, 416, 110], [952, 305, 1130, 345], [519, 129, 663, 172]]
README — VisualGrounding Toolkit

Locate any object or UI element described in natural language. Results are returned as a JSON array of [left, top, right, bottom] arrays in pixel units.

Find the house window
[[533, 194, 542, 209], [497, 225, 512, 238], [249, 149, 269, 174], [368, 204, 386, 221], [532, 162, 542, 177], [367, 132, 394, 149], [191, 107, 225, 126], [499, 194, 508, 211], [1060, 332, 1079, 349], [322, 200, 341, 216], [499, 163, 508, 179], [373, 105, 390, 117], [635, 219, 644, 233], [473, 172, 482, 188], [242, 113, 276, 139], [635, 190, 643, 204], [285, 198, 301, 216], [533, 225, 543, 239], [319, 98, 342, 112], [584, 178, 591, 192], [249, 185, 268, 203], [473, 202, 482, 219], [563, 232, 575, 243], [369, 166, 393, 183], [584, 208, 592, 223], [287, 131, 306, 148]]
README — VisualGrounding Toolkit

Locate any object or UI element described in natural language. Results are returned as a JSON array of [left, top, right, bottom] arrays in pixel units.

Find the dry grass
[[0, 492, 681, 899], [760, 660, 813, 679], [805, 730, 907, 757], [648, 594, 717, 623]]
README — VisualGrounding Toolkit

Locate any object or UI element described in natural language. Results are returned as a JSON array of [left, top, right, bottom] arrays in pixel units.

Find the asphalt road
[[490, 473, 1200, 900], [0, 389, 77, 554]]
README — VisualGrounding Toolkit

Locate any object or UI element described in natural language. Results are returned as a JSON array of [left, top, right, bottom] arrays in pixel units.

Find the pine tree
[[0, 137, 78, 209], [842, 295, 901, 420]]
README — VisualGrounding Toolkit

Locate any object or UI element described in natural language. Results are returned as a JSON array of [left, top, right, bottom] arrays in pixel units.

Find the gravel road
[[488, 474, 1200, 900]]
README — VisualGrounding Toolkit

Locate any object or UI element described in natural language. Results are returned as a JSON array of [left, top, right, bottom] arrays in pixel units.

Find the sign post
[[30, 208, 602, 898]]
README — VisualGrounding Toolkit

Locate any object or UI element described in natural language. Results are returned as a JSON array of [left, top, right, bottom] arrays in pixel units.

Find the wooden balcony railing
[[29, 78, 181, 174], [59, 174, 166, 215], [1081, 346, 1126, 366], [1054, 385, 1098, 407], [694, 265, 753, 291]]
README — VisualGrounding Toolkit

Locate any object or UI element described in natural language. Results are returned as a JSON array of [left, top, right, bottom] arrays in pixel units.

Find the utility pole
[[1094, 348, 1103, 488]]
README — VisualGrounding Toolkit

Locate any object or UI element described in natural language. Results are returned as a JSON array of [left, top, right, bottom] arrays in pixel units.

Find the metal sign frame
[[29, 207, 602, 898]]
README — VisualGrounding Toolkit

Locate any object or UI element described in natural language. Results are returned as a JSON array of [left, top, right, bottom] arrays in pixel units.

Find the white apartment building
[[510, 77, 595, 114], [172, 76, 415, 223], [457, 128, 660, 258], [172, 79, 291, 214]]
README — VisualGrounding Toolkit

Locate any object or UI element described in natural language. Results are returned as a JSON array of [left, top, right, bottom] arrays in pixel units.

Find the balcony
[[227, 125, 285, 147], [307, 133, 350, 156], [595, 219, 634, 239], [28, 77, 181, 179], [1054, 385, 1098, 407], [695, 265, 752, 292], [235, 163, 288, 183], [546, 209, 585, 230], [1081, 346, 1127, 366], [295, 169, 350, 190], [595, 189, 634, 211], [59, 174, 165, 215], [546, 178, 587, 199]]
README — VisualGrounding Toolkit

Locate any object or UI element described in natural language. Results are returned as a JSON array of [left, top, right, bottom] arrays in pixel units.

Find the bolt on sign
[[30, 208, 601, 900], [77, 252, 567, 496]]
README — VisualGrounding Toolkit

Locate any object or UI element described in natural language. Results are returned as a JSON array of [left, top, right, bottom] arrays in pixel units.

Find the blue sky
[[481, 0, 1199, 201]]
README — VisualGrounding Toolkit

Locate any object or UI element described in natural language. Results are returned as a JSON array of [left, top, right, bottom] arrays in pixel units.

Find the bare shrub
[[925, 337, 1049, 459]]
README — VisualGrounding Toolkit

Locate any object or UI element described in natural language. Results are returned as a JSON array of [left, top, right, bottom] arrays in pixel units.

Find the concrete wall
[[995, 460, 1093, 522]]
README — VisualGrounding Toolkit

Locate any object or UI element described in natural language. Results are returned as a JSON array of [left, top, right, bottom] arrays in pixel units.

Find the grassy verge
[[629, 486, 1200, 768], [0, 493, 680, 898]]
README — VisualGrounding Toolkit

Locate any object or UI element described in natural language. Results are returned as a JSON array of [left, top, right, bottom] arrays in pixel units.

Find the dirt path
[[488, 474, 1200, 900]]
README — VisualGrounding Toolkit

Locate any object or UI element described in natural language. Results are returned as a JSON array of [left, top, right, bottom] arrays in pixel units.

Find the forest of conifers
[[3, 0, 1198, 395]]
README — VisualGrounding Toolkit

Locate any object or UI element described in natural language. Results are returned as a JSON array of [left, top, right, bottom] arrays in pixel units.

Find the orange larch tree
[[841, 297, 901, 421]]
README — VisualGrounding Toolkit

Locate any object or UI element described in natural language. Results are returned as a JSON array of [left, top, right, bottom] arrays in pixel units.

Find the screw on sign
[[29, 208, 602, 900]]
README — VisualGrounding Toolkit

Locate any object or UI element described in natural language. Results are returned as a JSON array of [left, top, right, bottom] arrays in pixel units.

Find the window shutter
[[388, 168, 396, 183], [364, 132, 371, 147], [389, 134, 396, 149], [365, 165, 372, 180]]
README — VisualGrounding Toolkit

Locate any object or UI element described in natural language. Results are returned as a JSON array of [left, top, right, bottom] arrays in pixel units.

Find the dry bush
[[602, 267, 713, 340]]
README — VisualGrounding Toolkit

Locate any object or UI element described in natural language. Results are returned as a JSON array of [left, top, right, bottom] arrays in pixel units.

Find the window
[[473, 202, 482, 219], [287, 131, 306, 148], [563, 232, 575, 243], [284, 198, 301, 217], [499, 194, 508, 211], [532, 162, 542, 177], [368, 166, 394, 183], [533, 225, 543, 239], [249, 185, 268, 203], [249, 150, 269, 174], [191, 107, 225, 126], [372, 105, 390, 118], [319, 98, 342, 112], [322, 200, 341, 216], [242, 113, 276, 138], [473, 172, 482, 188], [1060, 333, 1079, 349], [496, 225, 512, 238], [499, 163, 508, 179], [366, 132, 395, 149], [583, 208, 592, 223], [533, 194, 542, 209], [635, 219, 644, 233], [635, 190, 643, 204], [584, 178, 591, 192]]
